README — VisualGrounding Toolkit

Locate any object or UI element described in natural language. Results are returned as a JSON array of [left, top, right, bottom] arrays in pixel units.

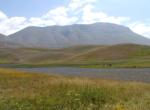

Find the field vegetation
[[0, 44, 150, 68], [0, 68, 149, 110]]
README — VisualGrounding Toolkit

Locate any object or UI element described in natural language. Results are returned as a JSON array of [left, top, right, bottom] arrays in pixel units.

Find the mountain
[[0, 34, 7, 47], [0, 34, 22, 48], [7, 22, 150, 48], [0, 34, 5, 41]]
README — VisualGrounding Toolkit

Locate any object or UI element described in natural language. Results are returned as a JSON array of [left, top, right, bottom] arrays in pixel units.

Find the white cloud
[[29, 7, 78, 27], [29, 17, 55, 26], [42, 7, 78, 25], [0, 7, 78, 35], [69, 0, 97, 11], [44, 7, 68, 18], [129, 22, 150, 39], [0, 11, 7, 20], [0, 16, 28, 35], [81, 4, 130, 24], [0, 0, 150, 39]]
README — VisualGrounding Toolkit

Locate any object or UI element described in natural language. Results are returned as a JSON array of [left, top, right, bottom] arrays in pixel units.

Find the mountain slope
[[0, 34, 22, 48], [0, 34, 6, 41], [0, 34, 7, 47], [0, 44, 149, 68], [68, 44, 150, 61], [7, 22, 150, 48]]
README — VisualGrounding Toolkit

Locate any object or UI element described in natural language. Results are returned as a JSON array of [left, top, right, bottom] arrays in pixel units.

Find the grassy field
[[0, 44, 150, 68], [0, 68, 149, 110]]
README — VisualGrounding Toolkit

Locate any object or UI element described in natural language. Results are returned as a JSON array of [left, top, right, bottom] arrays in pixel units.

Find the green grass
[[0, 68, 149, 110], [0, 44, 150, 68]]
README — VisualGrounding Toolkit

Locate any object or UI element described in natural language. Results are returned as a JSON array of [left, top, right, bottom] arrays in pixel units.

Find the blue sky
[[0, 0, 66, 17], [0, 0, 150, 38], [0, 0, 149, 21]]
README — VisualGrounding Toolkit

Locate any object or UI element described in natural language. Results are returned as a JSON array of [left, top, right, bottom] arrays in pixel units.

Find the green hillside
[[0, 44, 150, 68], [64, 44, 150, 68]]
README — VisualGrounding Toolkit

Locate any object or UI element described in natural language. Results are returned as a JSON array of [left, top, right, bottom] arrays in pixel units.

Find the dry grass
[[0, 44, 150, 68], [0, 68, 149, 110]]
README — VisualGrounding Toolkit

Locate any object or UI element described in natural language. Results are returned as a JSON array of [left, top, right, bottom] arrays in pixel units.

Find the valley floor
[[0, 68, 149, 110]]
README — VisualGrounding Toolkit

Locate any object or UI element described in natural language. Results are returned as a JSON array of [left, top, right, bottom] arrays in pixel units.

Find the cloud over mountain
[[0, 0, 150, 39]]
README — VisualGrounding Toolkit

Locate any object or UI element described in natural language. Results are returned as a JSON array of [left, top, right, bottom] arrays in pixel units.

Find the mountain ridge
[[1, 22, 150, 48]]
